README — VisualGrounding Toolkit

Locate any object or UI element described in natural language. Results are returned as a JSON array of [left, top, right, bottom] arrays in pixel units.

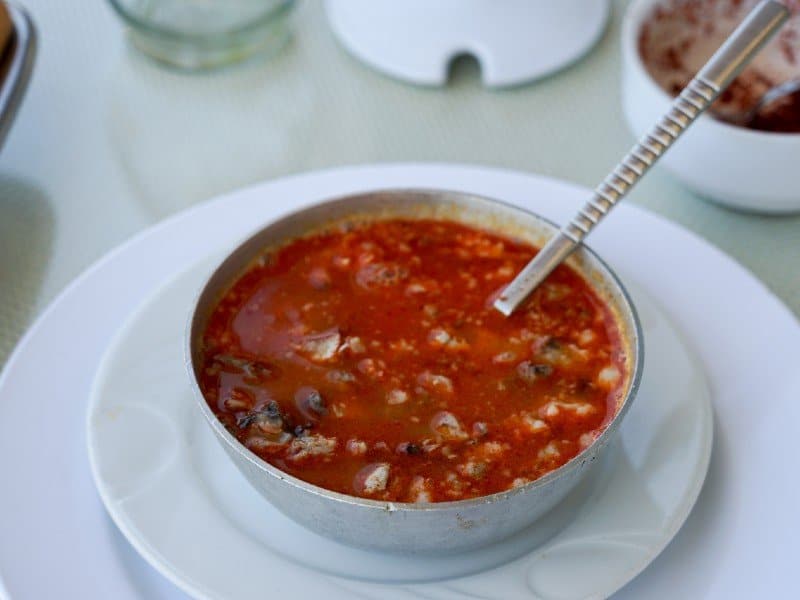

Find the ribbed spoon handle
[[494, 0, 790, 316]]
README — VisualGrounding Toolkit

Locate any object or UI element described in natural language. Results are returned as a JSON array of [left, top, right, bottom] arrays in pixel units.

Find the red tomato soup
[[199, 219, 627, 502]]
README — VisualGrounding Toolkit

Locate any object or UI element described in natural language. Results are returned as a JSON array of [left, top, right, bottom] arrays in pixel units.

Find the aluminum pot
[[186, 189, 644, 554]]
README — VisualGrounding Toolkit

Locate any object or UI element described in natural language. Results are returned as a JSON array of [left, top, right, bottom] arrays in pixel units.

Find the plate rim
[[86, 258, 714, 600], [1, 163, 797, 599], [2, 163, 796, 383]]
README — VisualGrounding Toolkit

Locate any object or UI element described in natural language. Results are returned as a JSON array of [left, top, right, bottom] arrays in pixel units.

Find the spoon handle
[[494, 0, 790, 317]]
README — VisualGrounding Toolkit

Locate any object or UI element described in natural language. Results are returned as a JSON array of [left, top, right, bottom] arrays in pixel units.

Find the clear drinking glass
[[108, 0, 295, 70]]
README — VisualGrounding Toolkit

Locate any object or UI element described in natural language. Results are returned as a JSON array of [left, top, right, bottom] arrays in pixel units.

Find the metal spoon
[[737, 77, 800, 128], [0, 2, 36, 151], [494, 0, 790, 317]]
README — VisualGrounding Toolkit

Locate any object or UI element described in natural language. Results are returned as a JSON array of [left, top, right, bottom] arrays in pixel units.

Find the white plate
[[0, 165, 798, 599], [86, 258, 711, 597]]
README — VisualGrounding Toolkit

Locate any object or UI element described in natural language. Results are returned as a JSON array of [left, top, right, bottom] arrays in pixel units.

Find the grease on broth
[[199, 219, 626, 502]]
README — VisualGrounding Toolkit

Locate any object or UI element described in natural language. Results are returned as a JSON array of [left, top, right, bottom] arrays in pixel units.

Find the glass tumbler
[[108, 0, 295, 70]]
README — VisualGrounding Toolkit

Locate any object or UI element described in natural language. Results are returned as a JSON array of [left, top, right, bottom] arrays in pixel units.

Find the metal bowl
[[185, 189, 644, 554]]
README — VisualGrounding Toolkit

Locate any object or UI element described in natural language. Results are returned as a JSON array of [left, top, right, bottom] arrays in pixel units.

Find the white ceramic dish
[[325, 0, 609, 87], [0, 165, 799, 599], [87, 256, 710, 598], [621, 0, 800, 214]]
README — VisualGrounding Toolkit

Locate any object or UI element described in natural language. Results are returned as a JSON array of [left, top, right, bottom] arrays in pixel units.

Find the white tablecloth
[[3, 0, 798, 365]]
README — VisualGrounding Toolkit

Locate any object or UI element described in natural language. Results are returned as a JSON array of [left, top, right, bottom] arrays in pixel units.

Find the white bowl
[[621, 0, 800, 214]]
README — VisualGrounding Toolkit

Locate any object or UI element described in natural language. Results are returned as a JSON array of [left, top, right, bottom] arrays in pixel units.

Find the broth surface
[[199, 219, 626, 502]]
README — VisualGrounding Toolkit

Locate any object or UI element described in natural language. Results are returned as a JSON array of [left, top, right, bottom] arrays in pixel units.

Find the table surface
[[2, 0, 799, 367], [1, 0, 798, 597]]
